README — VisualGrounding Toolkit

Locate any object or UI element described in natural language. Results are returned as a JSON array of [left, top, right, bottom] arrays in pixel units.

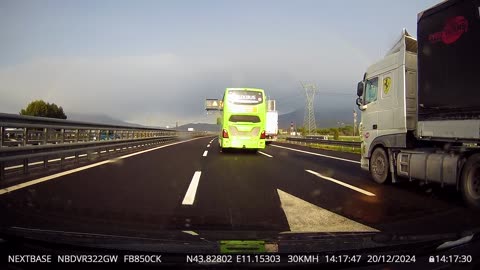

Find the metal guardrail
[[0, 113, 207, 182], [285, 136, 361, 147], [0, 113, 177, 148]]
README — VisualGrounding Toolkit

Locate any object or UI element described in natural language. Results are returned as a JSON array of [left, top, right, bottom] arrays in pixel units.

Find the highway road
[[1, 136, 480, 237]]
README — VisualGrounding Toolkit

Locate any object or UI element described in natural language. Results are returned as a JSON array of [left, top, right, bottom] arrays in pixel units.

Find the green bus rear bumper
[[221, 138, 265, 149]]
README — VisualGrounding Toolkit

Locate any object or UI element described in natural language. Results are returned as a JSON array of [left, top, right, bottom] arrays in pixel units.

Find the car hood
[[1, 226, 479, 254]]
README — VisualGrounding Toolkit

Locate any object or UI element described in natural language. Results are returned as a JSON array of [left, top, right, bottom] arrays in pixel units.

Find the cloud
[[0, 33, 370, 126]]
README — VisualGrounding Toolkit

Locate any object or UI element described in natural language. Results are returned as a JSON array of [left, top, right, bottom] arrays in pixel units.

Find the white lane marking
[[207, 144, 210, 148], [0, 161, 111, 196], [258, 151, 273, 158], [202, 150, 208, 157], [271, 144, 360, 164], [30, 161, 43, 166], [182, 230, 199, 236], [6, 158, 64, 169], [305, 170, 376, 196], [100, 150, 107, 153], [277, 189, 378, 232], [5, 156, 89, 170], [182, 171, 202, 205], [5, 165, 23, 170], [0, 137, 207, 196]]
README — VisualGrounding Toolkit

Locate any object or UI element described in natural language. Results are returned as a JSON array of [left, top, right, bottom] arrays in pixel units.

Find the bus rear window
[[227, 90, 263, 105], [229, 115, 260, 123]]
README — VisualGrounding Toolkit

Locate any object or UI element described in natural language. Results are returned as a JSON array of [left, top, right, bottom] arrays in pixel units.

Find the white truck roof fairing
[[365, 29, 417, 80], [386, 29, 418, 56]]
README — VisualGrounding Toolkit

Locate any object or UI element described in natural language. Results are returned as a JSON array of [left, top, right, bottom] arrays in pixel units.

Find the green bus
[[219, 88, 267, 151]]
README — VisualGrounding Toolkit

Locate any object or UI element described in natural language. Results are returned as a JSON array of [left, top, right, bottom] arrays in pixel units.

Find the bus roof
[[225, 87, 264, 92]]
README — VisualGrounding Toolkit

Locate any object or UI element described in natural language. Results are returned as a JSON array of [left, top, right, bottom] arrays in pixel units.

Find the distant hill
[[67, 112, 146, 127], [175, 107, 355, 132], [66, 108, 354, 132], [176, 123, 218, 132], [278, 108, 354, 129], [67, 112, 219, 131]]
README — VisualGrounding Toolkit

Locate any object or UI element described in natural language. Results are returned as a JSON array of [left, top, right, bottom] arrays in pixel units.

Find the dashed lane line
[[182, 171, 202, 205], [271, 144, 360, 164], [306, 170, 376, 197]]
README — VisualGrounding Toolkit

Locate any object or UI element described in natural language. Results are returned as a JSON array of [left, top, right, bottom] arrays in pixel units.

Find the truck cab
[[355, 0, 480, 209], [356, 30, 418, 176]]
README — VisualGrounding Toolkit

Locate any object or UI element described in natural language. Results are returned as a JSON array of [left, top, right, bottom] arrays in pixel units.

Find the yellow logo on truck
[[383, 77, 391, 95]]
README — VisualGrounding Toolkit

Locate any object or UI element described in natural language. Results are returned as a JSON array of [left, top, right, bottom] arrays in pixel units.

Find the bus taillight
[[260, 130, 266, 139], [222, 129, 229, 138]]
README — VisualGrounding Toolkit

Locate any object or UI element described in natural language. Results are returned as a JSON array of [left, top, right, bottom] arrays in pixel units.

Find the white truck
[[355, 0, 480, 209], [265, 100, 278, 143]]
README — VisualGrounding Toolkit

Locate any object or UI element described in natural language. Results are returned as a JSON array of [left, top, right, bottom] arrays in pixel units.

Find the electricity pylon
[[300, 82, 319, 135]]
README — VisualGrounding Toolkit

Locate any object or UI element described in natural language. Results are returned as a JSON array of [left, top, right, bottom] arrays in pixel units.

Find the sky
[[0, 0, 442, 127]]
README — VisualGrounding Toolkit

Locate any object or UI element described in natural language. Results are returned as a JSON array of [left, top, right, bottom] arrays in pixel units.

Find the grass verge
[[309, 143, 361, 154], [275, 139, 361, 154]]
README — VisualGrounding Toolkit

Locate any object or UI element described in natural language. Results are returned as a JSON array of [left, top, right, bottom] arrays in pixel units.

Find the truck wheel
[[460, 154, 480, 210], [370, 147, 390, 184]]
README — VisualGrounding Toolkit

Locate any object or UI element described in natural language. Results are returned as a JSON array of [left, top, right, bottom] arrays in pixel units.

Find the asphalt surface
[[1, 136, 480, 237]]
